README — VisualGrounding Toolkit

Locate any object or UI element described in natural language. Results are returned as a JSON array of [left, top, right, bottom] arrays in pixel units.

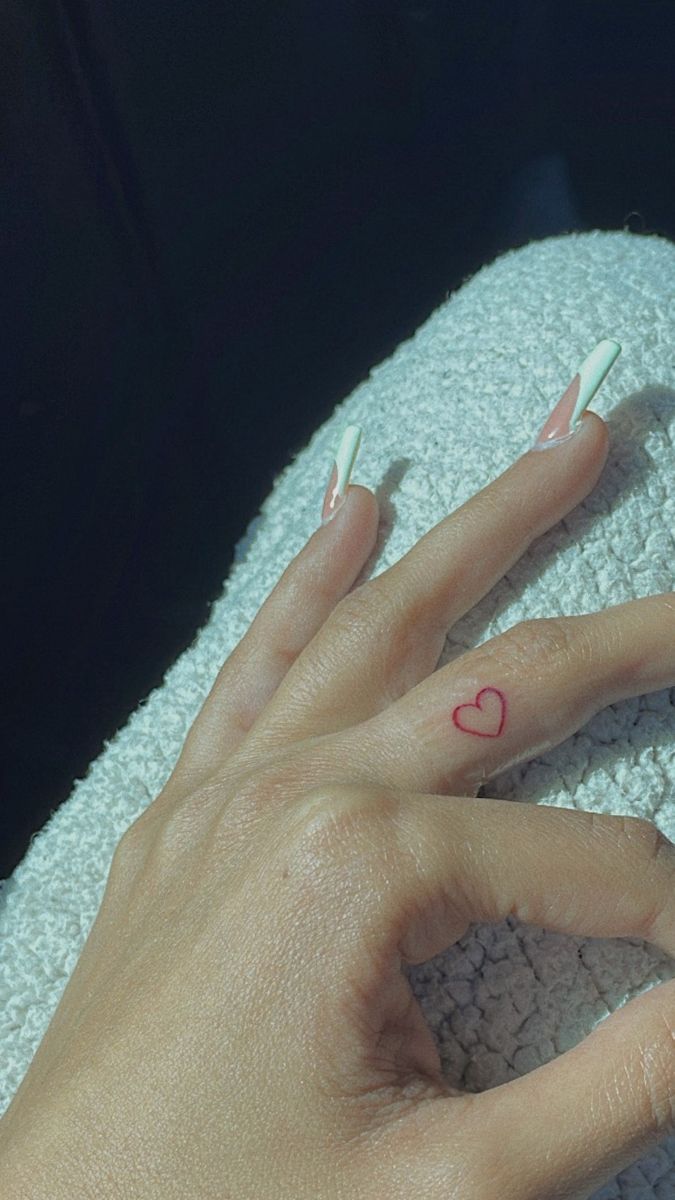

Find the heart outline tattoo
[[451, 686, 507, 738]]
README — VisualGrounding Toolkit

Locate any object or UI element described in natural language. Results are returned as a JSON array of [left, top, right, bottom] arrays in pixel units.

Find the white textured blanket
[[3, 230, 675, 1197]]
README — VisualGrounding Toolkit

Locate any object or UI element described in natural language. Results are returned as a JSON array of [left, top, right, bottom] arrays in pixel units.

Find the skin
[[3, 409, 675, 1198]]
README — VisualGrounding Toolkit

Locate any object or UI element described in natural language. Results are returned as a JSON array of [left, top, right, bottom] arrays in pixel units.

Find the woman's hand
[[4, 405, 675, 1200]]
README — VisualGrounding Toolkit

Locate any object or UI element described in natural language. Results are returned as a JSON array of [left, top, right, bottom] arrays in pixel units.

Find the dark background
[[3, 0, 674, 880]]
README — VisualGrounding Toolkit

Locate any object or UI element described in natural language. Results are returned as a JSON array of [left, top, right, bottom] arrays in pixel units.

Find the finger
[[315, 787, 675, 1197], [172, 431, 378, 782], [247, 340, 619, 755], [340, 594, 675, 797]]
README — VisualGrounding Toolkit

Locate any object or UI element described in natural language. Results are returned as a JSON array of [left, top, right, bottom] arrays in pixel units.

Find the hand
[[4, 409, 675, 1200]]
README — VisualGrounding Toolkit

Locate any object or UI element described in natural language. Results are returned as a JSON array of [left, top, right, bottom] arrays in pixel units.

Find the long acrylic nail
[[531, 339, 622, 451], [321, 424, 362, 525]]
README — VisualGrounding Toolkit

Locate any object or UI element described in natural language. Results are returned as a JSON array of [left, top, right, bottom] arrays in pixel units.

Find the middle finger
[[246, 341, 618, 756]]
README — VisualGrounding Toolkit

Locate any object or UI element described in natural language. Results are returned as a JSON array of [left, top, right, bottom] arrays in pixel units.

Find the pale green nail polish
[[532, 339, 622, 451], [321, 424, 362, 524]]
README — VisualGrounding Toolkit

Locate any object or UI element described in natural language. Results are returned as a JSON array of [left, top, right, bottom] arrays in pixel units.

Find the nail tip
[[593, 338, 622, 366]]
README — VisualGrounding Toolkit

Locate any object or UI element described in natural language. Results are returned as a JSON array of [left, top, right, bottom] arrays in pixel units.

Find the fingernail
[[321, 424, 362, 525], [531, 339, 622, 451]]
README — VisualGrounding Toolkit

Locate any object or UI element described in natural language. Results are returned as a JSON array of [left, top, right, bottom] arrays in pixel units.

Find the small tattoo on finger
[[451, 687, 507, 738]]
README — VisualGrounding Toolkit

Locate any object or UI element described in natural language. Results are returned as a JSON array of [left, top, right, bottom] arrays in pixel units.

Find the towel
[[3, 229, 675, 1198]]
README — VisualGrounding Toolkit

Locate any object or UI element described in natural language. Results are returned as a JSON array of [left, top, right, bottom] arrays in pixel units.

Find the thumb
[[366, 790, 675, 1199]]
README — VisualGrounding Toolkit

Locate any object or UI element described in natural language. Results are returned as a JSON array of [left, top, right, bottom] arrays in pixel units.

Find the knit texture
[[3, 230, 675, 1197]]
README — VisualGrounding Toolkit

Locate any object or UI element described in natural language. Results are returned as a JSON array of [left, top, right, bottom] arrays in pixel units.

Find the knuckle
[[107, 818, 148, 887], [111, 784, 215, 877], [114, 812, 149, 859], [111, 814, 162, 882], [289, 783, 398, 866], [331, 580, 380, 630], [328, 578, 434, 704], [331, 579, 406, 644], [497, 616, 579, 666], [490, 617, 592, 741]]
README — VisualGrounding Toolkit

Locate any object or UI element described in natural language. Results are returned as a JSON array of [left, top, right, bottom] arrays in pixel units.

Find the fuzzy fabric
[[3, 229, 675, 1197]]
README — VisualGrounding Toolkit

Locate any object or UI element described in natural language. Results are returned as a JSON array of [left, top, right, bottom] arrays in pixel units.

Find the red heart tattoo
[[452, 686, 506, 738]]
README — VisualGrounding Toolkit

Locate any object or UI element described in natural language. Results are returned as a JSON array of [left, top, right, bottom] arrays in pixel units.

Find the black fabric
[[2, 0, 674, 879]]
